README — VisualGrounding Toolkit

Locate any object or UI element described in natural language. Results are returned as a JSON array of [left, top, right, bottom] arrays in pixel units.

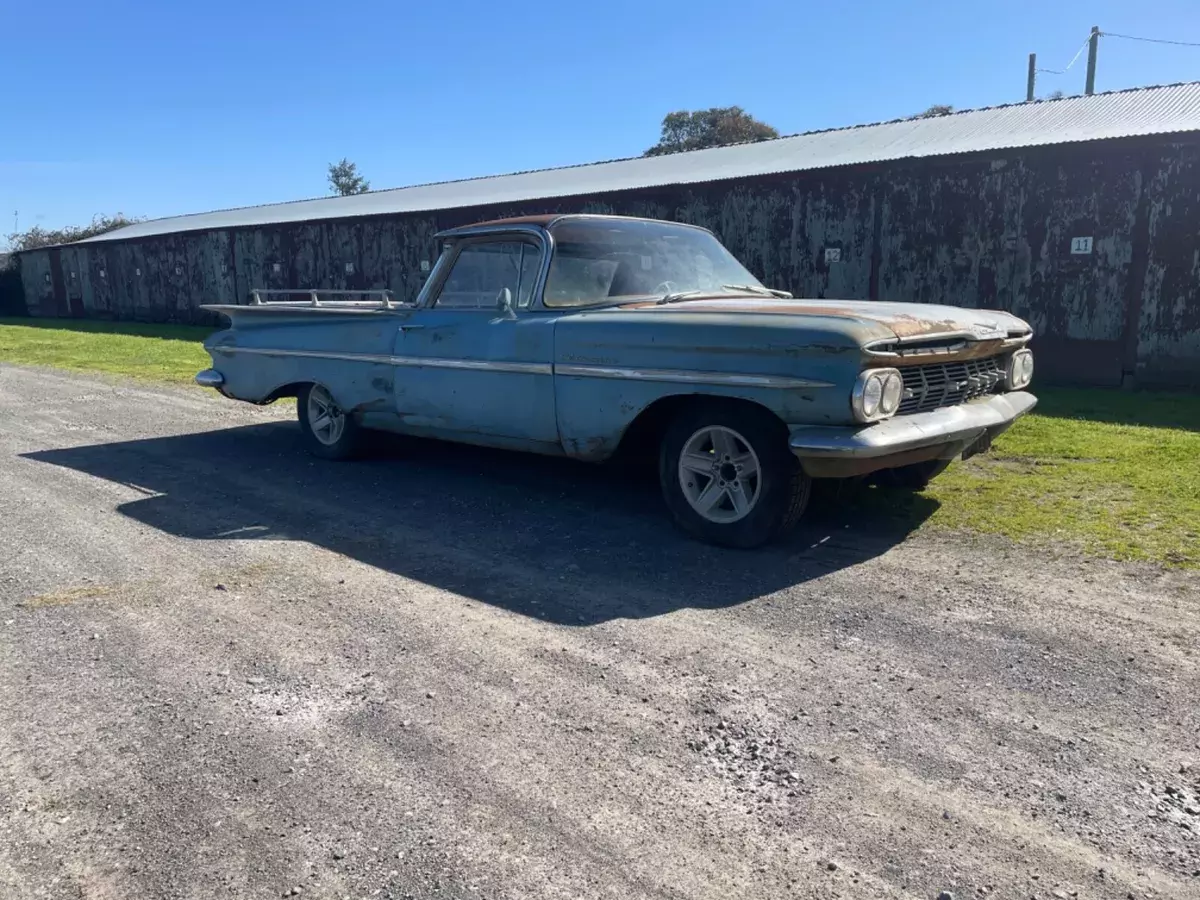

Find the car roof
[[435, 213, 713, 240]]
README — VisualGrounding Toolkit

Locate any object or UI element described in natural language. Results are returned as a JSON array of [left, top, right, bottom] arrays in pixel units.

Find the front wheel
[[659, 402, 810, 548], [297, 383, 363, 460]]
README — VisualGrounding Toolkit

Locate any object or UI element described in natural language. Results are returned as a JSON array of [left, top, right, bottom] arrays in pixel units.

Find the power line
[[1104, 31, 1200, 48], [1037, 33, 1093, 75]]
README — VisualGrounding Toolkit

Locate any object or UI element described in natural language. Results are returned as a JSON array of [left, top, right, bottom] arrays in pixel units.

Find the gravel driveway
[[1, 365, 1197, 900]]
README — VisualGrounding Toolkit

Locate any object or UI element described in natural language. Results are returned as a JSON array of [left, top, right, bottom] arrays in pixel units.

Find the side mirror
[[496, 287, 516, 319]]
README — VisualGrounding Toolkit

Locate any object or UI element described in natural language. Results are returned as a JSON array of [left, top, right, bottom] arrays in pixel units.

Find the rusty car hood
[[616, 297, 1030, 342]]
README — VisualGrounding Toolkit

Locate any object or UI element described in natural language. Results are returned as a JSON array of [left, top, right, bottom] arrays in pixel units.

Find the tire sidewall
[[297, 383, 361, 460], [659, 402, 807, 548]]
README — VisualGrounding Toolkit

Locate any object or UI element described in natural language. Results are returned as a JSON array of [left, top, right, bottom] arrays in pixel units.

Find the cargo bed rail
[[249, 289, 399, 309]]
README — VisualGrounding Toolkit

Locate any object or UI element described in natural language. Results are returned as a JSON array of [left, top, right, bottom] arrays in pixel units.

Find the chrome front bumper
[[195, 369, 225, 388], [788, 391, 1037, 477]]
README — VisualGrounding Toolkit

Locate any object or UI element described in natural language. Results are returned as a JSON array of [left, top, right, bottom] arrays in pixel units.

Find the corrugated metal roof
[[80, 82, 1200, 245]]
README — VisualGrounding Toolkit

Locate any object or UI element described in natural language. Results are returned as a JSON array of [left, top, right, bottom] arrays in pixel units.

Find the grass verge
[[1, 317, 1197, 567], [0, 317, 212, 384], [832, 388, 1200, 568]]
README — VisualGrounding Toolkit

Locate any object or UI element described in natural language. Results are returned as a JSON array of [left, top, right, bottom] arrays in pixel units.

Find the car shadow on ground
[[23, 423, 937, 625]]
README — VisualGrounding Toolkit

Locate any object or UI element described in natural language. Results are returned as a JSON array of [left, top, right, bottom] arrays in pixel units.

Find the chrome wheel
[[306, 384, 346, 446], [677, 425, 762, 524]]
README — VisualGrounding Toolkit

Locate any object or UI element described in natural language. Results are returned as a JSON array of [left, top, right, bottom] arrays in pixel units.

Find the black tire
[[296, 383, 364, 461], [658, 401, 810, 548], [874, 457, 952, 490]]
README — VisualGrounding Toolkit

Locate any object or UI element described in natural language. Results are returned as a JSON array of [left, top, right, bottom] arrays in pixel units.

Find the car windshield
[[542, 218, 766, 308]]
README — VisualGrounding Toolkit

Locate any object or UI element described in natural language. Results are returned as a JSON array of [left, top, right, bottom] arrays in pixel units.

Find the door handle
[[398, 324, 425, 332]]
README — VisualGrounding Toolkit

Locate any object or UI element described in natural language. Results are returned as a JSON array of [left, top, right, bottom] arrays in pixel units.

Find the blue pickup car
[[196, 214, 1036, 547]]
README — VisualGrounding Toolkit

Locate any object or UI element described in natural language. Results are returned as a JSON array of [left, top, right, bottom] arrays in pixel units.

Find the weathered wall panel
[[11, 135, 1200, 387], [18, 251, 55, 316], [1137, 144, 1200, 387]]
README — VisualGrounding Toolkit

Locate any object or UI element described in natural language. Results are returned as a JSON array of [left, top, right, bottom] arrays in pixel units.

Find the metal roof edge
[[64, 80, 1200, 248]]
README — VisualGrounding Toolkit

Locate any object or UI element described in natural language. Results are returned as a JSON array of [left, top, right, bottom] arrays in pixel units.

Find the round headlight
[[854, 368, 903, 422], [1006, 350, 1033, 389], [862, 375, 883, 418], [880, 371, 904, 416]]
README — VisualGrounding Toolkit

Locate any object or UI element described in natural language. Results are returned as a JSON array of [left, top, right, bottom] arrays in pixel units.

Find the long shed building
[[16, 83, 1200, 387]]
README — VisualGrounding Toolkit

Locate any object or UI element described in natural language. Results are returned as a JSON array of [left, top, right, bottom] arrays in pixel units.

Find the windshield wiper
[[722, 283, 794, 299], [655, 290, 706, 305]]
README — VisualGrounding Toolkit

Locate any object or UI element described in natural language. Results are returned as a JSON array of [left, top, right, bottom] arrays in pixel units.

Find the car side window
[[434, 240, 542, 310]]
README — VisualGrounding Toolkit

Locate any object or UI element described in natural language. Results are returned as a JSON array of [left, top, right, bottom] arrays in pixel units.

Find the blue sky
[[2, 0, 1198, 243]]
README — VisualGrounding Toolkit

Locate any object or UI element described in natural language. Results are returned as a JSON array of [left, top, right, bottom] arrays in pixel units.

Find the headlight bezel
[[880, 370, 904, 416], [853, 367, 904, 423], [1005, 349, 1034, 390]]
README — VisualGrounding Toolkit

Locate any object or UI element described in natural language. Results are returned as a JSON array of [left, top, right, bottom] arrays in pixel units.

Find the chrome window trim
[[423, 231, 550, 312]]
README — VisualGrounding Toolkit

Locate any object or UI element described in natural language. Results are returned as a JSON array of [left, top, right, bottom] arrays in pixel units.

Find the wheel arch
[[611, 393, 787, 468], [261, 381, 308, 404]]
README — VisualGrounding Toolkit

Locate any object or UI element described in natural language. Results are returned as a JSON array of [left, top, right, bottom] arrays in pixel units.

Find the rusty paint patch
[[618, 297, 1017, 340]]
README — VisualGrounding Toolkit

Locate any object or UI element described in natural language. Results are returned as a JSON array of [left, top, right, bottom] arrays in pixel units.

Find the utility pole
[[1026, 53, 1037, 101], [1085, 25, 1100, 95]]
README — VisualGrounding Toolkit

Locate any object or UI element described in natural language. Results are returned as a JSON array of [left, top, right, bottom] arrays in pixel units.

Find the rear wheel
[[659, 402, 810, 548], [297, 383, 363, 460]]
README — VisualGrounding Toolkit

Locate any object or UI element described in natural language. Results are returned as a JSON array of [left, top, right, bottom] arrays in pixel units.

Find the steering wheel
[[653, 281, 678, 295]]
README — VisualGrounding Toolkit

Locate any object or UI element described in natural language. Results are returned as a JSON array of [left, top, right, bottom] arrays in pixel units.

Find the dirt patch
[[21, 585, 115, 607]]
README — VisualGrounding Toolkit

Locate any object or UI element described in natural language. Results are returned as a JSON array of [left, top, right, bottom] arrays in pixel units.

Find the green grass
[[849, 387, 1200, 567], [1, 317, 1197, 567], [0, 317, 213, 384]]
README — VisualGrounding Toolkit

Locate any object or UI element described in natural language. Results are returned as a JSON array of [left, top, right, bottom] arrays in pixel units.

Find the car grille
[[898, 356, 1006, 415]]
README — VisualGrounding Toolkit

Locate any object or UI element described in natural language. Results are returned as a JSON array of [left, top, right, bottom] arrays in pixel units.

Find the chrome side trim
[[556, 364, 833, 389], [210, 345, 552, 376], [211, 346, 396, 365], [390, 355, 551, 375], [210, 346, 829, 386]]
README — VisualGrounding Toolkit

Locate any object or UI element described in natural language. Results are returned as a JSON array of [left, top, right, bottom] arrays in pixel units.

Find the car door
[[392, 236, 559, 447]]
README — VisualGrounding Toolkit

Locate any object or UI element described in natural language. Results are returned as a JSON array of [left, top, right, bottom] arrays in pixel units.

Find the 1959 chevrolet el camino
[[197, 214, 1036, 548]]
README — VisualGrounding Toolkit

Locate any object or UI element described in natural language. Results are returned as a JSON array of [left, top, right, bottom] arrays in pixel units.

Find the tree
[[644, 107, 779, 157], [5, 213, 139, 253], [917, 104, 954, 118], [1045, 89, 1065, 100], [328, 158, 370, 196]]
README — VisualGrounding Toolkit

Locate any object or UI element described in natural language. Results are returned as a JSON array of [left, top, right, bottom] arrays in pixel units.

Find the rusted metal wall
[[15, 136, 1200, 387], [1138, 143, 1200, 385]]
